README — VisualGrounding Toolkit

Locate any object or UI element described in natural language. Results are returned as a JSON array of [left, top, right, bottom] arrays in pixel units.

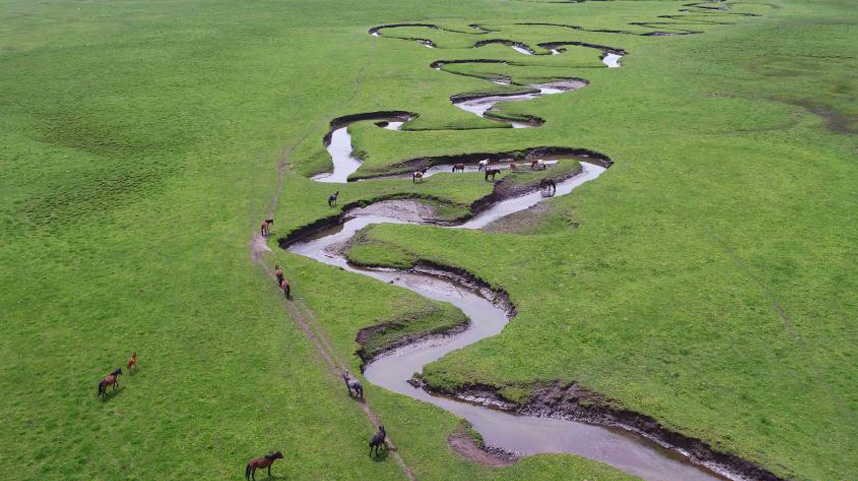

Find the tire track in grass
[[708, 233, 851, 418]]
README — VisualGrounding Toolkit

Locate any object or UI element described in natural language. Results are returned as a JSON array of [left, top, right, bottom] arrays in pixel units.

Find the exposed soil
[[349, 199, 438, 223], [447, 427, 521, 467]]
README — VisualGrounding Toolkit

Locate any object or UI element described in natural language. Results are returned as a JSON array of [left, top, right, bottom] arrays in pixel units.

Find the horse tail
[[245, 463, 251, 480], [97, 380, 103, 397]]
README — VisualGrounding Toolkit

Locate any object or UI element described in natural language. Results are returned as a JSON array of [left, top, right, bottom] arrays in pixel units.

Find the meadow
[[1, 0, 856, 480]]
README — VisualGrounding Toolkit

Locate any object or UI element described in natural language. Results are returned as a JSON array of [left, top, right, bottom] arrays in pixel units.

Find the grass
[[1, 0, 856, 480]]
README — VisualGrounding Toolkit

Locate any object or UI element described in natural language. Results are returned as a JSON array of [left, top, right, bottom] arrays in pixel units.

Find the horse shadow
[[370, 448, 389, 462]]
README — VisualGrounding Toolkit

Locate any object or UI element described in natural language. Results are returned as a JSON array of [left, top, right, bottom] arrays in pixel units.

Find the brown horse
[[509, 162, 517, 171], [452, 163, 465, 173], [126, 353, 137, 373], [97, 368, 123, 398], [531, 159, 545, 170], [274, 265, 284, 286], [484, 168, 501, 181], [245, 451, 283, 481], [281, 279, 291, 299], [412, 169, 426, 183], [261, 219, 274, 237]]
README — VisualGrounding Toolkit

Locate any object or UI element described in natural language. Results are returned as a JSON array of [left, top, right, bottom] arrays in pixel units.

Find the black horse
[[342, 371, 364, 398], [369, 425, 387, 457], [328, 191, 339, 207], [484, 168, 501, 181], [540, 178, 557, 196]]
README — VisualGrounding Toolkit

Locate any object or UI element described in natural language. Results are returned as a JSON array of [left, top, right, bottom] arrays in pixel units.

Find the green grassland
[[1, 0, 856, 480]]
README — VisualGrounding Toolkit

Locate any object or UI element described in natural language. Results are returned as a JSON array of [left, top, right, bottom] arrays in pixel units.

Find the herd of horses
[[96, 352, 137, 398], [242, 157, 562, 478], [411, 158, 550, 183]]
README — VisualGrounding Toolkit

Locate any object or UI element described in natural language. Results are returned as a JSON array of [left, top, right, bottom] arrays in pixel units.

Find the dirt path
[[247, 38, 418, 481]]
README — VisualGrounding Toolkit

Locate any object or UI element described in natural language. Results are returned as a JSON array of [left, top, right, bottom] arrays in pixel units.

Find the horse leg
[[268, 465, 272, 478]]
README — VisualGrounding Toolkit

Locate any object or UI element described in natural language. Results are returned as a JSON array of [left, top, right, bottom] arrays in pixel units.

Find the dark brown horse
[[126, 353, 137, 373], [540, 178, 557, 196], [281, 279, 291, 299], [245, 451, 283, 481], [509, 162, 517, 171], [484, 168, 501, 181], [261, 219, 274, 237], [97, 368, 123, 398], [369, 425, 387, 457], [452, 163, 465, 173]]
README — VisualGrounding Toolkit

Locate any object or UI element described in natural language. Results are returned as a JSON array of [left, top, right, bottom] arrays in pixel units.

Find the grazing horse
[[126, 353, 137, 373], [412, 169, 426, 183], [452, 163, 465, 173], [509, 162, 517, 171], [484, 168, 501, 181], [540, 178, 557, 196], [328, 191, 339, 207], [97, 368, 123, 398], [260, 219, 274, 237], [531, 159, 546, 170], [478, 159, 489, 171], [245, 451, 283, 481], [280, 279, 291, 299], [342, 371, 364, 398], [369, 425, 387, 457], [274, 265, 284, 286]]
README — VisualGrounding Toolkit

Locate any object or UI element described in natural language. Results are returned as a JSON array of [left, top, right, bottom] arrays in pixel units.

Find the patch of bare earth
[[349, 199, 439, 223], [447, 429, 520, 467]]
